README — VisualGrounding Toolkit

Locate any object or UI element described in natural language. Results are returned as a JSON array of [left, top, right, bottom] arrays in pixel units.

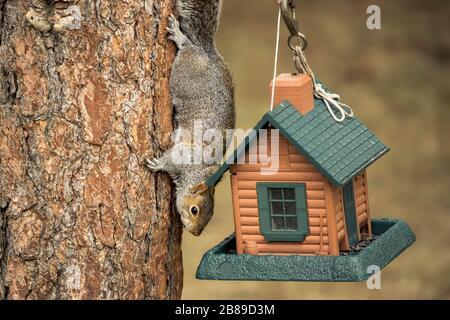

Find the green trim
[[256, 183, 309, 242], [343, 182, 358, 246], [196, 219, 416, 282]]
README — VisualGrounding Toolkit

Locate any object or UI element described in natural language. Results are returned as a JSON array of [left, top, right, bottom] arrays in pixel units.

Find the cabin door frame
[[343, 181, 359, 246]]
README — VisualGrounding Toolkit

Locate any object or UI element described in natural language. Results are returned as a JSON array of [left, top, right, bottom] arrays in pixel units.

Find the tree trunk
[[0, 0, 182, 299]]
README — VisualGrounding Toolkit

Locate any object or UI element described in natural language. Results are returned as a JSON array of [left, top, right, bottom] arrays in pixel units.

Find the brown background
[[182, 0, 450, 299]]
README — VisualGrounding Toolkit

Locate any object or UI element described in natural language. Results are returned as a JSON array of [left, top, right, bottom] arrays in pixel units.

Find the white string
[[270, 8, 281, 111], [315, 83, 354, 122], [294, 45, 354, 122]]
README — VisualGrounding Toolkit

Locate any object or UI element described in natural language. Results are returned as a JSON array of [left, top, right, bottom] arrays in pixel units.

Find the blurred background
[[182, 0, 450, 299]]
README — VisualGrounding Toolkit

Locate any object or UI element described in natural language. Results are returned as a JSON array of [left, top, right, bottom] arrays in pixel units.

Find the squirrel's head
[[176, 181, 215, 236]]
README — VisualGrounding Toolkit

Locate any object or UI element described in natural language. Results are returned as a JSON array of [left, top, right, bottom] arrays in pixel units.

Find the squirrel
[[147, 0, 235, 236]]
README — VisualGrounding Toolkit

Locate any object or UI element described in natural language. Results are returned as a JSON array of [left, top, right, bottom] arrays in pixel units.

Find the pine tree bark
[[0, 0, 182, 299]]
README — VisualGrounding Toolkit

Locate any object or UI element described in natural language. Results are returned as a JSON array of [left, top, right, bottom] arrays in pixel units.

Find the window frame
[[256, 183, 309, 242]]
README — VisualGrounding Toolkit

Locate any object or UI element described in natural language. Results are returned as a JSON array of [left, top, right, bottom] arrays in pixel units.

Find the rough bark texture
[[0, 0, 182, 299]]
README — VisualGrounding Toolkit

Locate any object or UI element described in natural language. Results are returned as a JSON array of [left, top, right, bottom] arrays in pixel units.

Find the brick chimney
[[269, 73, 314, 115]]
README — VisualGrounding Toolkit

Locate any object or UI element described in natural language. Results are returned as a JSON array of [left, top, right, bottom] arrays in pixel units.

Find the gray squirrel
[[147, 0, 235, 236]]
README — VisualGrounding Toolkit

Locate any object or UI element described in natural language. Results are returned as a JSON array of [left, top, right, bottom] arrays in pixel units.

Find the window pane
[[286, 216, 298, 230], [269, 188, 282, 200], [271, 217, 284, 230], [284, 188, 296, 200], [285, 202, 296, 215], [270, 201, 283, 215]]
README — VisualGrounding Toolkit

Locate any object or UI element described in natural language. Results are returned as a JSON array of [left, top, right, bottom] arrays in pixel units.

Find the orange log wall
[[354, 171, 372, 234], [230, 131, 372, 256], [231, 133, 332, 256]]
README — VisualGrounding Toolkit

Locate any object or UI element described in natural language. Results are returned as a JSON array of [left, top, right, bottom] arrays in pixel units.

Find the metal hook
[[279, 0, 308, 51], [280, 0, 298, 36]]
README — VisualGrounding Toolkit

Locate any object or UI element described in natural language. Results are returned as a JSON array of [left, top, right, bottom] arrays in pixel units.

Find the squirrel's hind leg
[[167, 14, 190, 50]]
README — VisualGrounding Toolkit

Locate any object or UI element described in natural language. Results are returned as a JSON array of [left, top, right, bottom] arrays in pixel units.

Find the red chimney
[[269, 73, 314, 115]]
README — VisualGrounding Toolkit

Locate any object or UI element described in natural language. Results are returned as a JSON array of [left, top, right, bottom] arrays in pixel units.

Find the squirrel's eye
[[189, 205, 199, 216]]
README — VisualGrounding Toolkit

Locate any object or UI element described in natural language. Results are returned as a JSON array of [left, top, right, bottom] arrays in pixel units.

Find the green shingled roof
[[207, 98, 390, 187]]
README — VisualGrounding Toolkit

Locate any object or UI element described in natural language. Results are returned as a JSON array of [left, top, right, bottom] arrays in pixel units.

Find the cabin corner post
[[324, 180, 339, 256], [230, 174, 244, 254]]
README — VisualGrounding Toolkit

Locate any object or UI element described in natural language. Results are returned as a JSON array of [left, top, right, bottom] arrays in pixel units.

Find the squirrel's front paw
[[146, 158, 165, 172], [167, 14, 188, 49]]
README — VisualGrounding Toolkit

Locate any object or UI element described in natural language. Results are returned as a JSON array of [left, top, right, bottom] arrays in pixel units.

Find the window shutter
[[257, 183, 271, 235], [295, 184, 309, 237]]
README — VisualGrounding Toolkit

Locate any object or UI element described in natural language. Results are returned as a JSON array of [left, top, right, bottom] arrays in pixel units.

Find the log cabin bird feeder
[[196, 1, 415, 282]]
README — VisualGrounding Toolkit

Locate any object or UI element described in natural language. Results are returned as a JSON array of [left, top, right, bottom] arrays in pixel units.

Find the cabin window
[[256, 183, 309, 242]]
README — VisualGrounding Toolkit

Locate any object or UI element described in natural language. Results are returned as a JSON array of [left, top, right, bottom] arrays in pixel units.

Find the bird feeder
[[196, 74, 415, 281]]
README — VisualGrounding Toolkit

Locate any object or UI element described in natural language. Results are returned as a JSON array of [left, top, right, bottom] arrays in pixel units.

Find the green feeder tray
[[196, 219, 415, 282]]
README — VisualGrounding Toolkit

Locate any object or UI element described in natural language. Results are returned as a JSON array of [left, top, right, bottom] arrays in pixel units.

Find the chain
[[277, 0, 354, 122]]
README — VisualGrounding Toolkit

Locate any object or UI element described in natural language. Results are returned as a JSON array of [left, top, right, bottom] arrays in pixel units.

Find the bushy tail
[[175, 0, 222, 50]]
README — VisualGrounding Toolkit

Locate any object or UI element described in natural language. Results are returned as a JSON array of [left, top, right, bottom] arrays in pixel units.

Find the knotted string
[[294, 45, 354, 122]]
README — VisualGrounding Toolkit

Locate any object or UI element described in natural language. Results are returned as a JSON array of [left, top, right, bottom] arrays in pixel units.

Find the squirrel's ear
[[190, 182, 209, 195]]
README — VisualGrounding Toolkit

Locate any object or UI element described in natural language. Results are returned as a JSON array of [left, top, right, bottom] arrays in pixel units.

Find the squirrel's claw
[[146, 158, 164, 172], [166, 14, 179, 36], [166, 14, 189, 49], [167, 14, 179, 30]]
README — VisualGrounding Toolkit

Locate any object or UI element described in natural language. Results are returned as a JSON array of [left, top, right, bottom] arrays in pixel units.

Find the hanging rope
[[270, 8, 282, 111], [278, 0, 354, 122], [293, 46, 354, 122]]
